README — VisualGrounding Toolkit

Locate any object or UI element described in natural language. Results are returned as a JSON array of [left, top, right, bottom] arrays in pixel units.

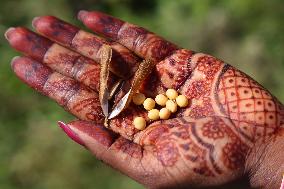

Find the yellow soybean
[[166, 100, 177, 113], [159, 108, 171, 119], [166, 89, 178, 100], [155, 94, 168, 106], [143, 98, 156, 110], [133, 117, 146, 130], [176, 95, 189, 107], [148, 109, 160, 120], [132, 93, 146, 105]]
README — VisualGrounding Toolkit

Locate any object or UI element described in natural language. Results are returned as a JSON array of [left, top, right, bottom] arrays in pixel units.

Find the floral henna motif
[[138, 116, 249, 185], [202, 120, 226, 140], [176, 53, 224, 119]]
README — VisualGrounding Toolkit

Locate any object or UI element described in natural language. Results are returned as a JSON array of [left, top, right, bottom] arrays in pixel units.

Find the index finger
[[78, 10, 178, 62]]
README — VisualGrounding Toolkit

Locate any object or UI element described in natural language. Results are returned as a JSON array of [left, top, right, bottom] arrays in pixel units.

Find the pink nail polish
[[58, 121, 85, 147]]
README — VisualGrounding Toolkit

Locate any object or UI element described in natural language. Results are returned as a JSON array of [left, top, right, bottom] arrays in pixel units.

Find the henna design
[[139, 116, 249, 183], [177, 53, 224, 119], [201, 120, 226, 140], [112, 137, 143, 159], [34, 16, 141, 78], [155, 49, 194, 89], [78, 11, 178, 62], [216, 65, 283, 142], [11, 57, 52, 92], [33, 16, 79, 45], [110, 105, 148, 140], [8, 12, 284, 188], [222, 139, 248, 170], [72, 30, 140, 77], [5, 27, 52, 62]]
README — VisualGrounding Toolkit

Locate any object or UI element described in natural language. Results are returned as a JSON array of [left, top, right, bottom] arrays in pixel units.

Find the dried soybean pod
[[108, 59, 155, 119], [108, 79, 123, 100], [99, 44, 112, 118]]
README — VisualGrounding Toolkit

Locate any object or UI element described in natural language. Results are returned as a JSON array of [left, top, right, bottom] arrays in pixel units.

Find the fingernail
[[77, 10, 88, 21], [58, 121, 85, 147], [32, 17, 40, 28], [4, 27, 15, 40], [10, 56, 21, 69]]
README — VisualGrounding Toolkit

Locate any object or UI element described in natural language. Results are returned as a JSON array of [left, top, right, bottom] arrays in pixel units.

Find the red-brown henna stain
[[188, 121, 223, 175], [71, 95, 103, 121], [117, 23, 178, 62], [201, 120, 226, 140], [216, 65, 284, 142], [12, 56, 106, 124], [178, 54, 224, 119], [71, 56, 110, 91], [33, 16, 79, 45], [6, 27, 106, 92], [69, 120, 117, 147], [156, 140, 179, 167], [139, 124, 169, 146], [12, 57, 52, 93], [139, 123, 180, 167], [71, 31, 141, 78], [78, 11, 124, 41], [139, 120, 218, 176], [71, 31, 104, 58], [44, 44, 80, 74], [198, 117, 249, 171], [110, 44, 140, 78], [155, 49, 194, 89], [222, 140, 248, 170], [110, 105, 148, 140], [6, 27, 53, 62], [112, 137, 143, 159], [140, 68, 165, 97], [78, 11, 178, 62], [44, 76, 80, 106], [35, 16, 141, 78]]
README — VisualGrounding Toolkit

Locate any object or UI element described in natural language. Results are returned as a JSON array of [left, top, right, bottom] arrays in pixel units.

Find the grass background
[[0, 0, 283, 188]]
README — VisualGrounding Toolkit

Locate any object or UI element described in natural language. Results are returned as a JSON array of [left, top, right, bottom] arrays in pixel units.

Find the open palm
[[5, 11, 284, 189]]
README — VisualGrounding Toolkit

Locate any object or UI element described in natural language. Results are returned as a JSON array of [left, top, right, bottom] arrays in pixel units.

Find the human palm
[[5, 10, 284, 189]]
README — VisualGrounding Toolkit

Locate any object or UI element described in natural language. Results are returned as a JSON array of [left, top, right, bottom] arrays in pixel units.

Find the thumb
[[58, 120, 158, 187]]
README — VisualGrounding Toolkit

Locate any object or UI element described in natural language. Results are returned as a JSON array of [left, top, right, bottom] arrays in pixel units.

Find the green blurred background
[[0, 0, 283, 188]]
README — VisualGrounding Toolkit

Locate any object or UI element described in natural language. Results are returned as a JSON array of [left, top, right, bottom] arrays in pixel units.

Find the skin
[[5, 10, 284, 189]]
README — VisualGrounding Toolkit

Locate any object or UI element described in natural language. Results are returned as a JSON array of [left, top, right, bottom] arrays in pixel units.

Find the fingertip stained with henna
[[6, 27, 53, 61], [33, 15, 79, 45]]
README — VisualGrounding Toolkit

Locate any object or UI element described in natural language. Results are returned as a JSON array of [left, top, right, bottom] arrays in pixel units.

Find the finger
[[32, 16, 140, 78], [5, 27, 117, 91], [11, 56, 104, 123], [58, 120, 161, 188], [77, 10, 178, 62], [11, 56, 148, 140]]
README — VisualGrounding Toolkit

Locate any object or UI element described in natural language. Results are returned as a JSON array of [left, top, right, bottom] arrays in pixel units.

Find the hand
[[5, 10, 284, 189]]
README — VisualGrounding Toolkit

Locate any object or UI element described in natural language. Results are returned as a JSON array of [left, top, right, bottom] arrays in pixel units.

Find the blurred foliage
[[0, 0, 283, 189]]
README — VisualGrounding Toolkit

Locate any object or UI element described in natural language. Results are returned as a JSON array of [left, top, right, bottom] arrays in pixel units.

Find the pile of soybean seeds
[[132, 89, 189, 130]]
